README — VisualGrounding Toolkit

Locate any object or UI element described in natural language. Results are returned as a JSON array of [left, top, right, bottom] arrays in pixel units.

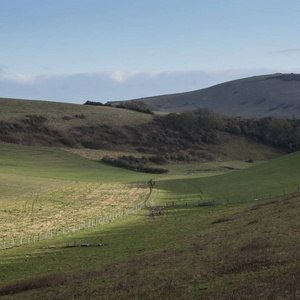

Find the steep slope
[[134, 73, 300, 118]]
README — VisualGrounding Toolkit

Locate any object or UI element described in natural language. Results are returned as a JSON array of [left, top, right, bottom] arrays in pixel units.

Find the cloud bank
[[0, 64, 7, 73], [0, 69, 289, 104], [272, 48, 300, 54]]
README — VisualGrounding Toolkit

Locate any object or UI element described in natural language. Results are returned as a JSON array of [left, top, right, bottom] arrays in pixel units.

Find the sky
[[1, 0, 300, 104]]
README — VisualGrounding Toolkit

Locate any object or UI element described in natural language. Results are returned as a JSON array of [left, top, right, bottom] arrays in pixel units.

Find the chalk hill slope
[[133, 73, 300, 118]]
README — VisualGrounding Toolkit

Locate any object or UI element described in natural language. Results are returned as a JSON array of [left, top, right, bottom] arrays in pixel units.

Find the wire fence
[[0, 203, 147, 250], [0, 182, 155, 251], [1, 184, 299, 250], [149, 187, 300, 208]]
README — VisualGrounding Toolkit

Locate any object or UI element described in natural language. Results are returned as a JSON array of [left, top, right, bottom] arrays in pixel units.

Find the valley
[[0, 89, 299, 299]]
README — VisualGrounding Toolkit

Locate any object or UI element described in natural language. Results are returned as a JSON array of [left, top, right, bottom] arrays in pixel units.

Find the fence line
[[159, 188, 300, 208], [0, 181, 156, 250], [0, 201, 147, 251], [1, 185, 299, 250]]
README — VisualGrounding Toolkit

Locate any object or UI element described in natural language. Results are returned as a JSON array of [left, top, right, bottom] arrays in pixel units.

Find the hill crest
[[125, 73, 300, 118]]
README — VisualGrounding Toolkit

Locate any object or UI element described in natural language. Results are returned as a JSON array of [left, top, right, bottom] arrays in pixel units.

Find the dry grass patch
[[0, 179, 149, 239]]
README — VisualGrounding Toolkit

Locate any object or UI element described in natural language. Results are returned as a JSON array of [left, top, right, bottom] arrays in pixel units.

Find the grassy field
[[0, 144, 153, 240], [151, 151, 300, 206], [0, 193, 299, 299], [0, 141, 299, 298], [0, 98, 153, 130], [0, 144, 154, 182]]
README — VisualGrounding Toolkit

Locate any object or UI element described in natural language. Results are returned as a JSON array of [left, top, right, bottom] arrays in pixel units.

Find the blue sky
[[1, 0, 300, 103]]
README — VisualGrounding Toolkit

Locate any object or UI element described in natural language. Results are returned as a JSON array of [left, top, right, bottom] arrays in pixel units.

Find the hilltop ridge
[[123, 73, 300, 118]]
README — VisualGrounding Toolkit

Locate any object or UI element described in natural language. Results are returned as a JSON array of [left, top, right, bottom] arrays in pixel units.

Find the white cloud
[[0, 68, 294, 104], [109, 71, 139, 83], [1, 73, 36, 84]]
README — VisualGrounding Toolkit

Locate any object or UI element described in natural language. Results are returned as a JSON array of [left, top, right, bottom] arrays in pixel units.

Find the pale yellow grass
[[0, 174, 150, 239]]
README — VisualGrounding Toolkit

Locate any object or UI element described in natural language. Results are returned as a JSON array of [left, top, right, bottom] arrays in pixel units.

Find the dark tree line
[[161, 109, 300, 152], [84, 100, 154, 114]]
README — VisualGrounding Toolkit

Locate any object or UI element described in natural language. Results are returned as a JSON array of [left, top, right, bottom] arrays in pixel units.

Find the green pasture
[[0, 144, 153, 183], [0, 194, 299, 299], [152, 151, 300, 205], [0, 143, 299, 298], [0, 202, 269, 285], [0, 144, 153, 240]]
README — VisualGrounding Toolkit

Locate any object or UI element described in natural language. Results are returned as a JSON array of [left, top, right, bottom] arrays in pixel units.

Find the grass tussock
[[211, 217, 233, 224], [240, 237, 272, 252], [0, 275, 69, 296]]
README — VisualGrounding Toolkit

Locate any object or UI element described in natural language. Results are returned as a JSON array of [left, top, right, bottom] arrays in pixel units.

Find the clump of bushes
[[81, 141, 103, 149], [23, 115, 48, 125], [57, 138, 77, 148], [83, 101, 103, 106], [165, 150, 214, 162], [74, 114, 85, 119], [62, 116, 72, 121], [83, 100, 154, 114], [116, 101, 154, 115], [101, 155, 168, 174]]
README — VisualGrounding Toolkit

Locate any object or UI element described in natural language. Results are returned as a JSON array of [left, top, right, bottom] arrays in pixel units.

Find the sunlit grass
[[0, 194, 299, 299], [0, 144, 154, 183], [0, 144, 153, 240], [153, 151, 300, 205]]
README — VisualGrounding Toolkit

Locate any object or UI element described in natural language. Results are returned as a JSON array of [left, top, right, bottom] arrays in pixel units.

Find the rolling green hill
[[152, 150, 300, 205], [0, 97, 293, 166], [130, 73, 300, 118], [0, 151, 299, 299], [0, 144, 153, 183], [0, 144, 153, 241], [0, 89, 299, 298]]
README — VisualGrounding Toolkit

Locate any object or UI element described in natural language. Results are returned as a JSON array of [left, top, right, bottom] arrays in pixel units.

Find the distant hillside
[[1, 97, 294, 166], [128, 73, 300, 118]]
